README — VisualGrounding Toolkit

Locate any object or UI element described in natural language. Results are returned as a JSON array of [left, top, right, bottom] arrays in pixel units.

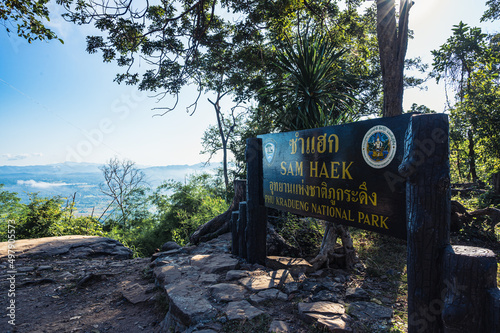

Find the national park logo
[[361, 125, 397, 169], [264, 140, 276, 165]]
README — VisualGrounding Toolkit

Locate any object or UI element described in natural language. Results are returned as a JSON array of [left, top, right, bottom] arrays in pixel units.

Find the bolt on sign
[[258, 113, 414, 240]]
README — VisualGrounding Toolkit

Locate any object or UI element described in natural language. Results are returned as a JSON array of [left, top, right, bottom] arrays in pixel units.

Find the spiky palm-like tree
[[262, 26, 358, 131]]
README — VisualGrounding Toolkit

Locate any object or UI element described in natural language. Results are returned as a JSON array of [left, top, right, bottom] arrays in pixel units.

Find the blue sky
[[0, 0, 497, 167]]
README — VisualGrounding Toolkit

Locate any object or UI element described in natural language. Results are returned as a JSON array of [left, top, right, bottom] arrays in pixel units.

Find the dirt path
[[0, 237, 165, 333]]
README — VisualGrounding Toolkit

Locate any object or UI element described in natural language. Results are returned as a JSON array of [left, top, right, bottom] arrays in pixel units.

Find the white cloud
[[2, 153, 44, 161], [17, 180, 71, 189], [16, 180, 92, 189], [3, 154, 29, 161]]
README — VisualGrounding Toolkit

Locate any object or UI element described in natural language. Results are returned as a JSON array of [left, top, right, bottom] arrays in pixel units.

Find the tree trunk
[[337, 225, 357, 269], [189, 179, 246, 244], [450, 200, 471, 232], [455, 143, 463, 181], [467, 129, 478, 182], [492, 172, 500, 194], [210, 94, 230, 190], [310, 223, 338, 270], [376, 0, 412, 117]]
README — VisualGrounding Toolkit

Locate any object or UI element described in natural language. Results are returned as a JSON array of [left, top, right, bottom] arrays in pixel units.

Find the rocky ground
[[0, 235, 402, 333], [0, 236, 165, 333]]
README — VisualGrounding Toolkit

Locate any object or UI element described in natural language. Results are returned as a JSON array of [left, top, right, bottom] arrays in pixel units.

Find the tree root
[[310, 222, 358, 271]]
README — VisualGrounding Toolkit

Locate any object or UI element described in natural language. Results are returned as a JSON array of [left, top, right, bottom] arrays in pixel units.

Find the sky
[[0, 0, 498, 167]]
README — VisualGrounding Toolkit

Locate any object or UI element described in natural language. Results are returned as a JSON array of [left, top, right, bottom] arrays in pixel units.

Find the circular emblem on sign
[[264, 139, 277, 165], [361, 125, 397, 169]]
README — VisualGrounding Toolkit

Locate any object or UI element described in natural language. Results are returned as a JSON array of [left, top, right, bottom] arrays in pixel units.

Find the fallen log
[[450, 200, 500, 232], [469, 207, 500, 225]]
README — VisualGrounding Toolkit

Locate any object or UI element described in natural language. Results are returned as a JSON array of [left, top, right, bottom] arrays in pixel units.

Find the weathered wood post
[[399, 113, 450, 333], [229, 180, 247, 256], [246, 138, 267, 265], [442, 245, 499, 332], [238, 202, 248, 260], [231, 210, 239, 256]]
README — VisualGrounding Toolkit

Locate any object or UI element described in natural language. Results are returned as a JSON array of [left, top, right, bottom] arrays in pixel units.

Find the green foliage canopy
[[432, 22, 500, 181], [0, 0, 64, 43], [482, 0, 500, 22], [151, 173, 227, 246], [0, 189, 104, 241], [260, 25, 358, 131]]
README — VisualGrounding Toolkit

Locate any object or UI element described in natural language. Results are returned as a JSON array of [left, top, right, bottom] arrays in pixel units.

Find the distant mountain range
[[0, 162, 220, 216]]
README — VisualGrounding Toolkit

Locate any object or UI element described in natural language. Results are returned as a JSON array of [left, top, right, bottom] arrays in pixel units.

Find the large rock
[[190, 253, 239, 273], [239, 275, 277, 292], [345, 287, 370, 300], [154, 265, 182, 286], [269, 320, 295, 332], [161, 241, 181, 252], [269, 269, 296, 285], [250, 288, 287, 304], [120, 281, 152, 304], [298, 302, 345, 316], [309, 314, 352, 332], [347, 301, 393, 320], [0, 235, 132, 259], [210, 283, 247, 302], [298, 302, 351, 332], [225, 300, 266, 321], [164, 280, 217, 327]]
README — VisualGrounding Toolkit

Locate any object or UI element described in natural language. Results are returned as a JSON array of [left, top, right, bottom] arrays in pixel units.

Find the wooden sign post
[[240, 113, 499, 332], [399, 114, 450, 333], [245, 138, 267, 265]]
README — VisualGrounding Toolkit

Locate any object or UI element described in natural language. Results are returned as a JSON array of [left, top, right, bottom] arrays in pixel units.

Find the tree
[[17, 193, 64, 239], [431, 22, 497, 182], [100, 157, 146, 229], [59, 0, 270, 105], [260, 24, 359, 131], [151, 174, 227, 246], [376, 0, 412, 117], [0, 184, 24, 219], [0, 0, 64, 43], [0, 185, 25, 241], [61, 0, 273, 193], [482, 0, 500, 22], [201, 107, 244, 191]]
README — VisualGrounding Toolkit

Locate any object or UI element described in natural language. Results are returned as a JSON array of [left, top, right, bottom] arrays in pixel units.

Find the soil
[[0, 255, 166, 333]]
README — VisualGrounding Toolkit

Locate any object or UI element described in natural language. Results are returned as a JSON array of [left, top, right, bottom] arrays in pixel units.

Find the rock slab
[[165, 280, 217, 327], [0, 235, 132, 259]]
